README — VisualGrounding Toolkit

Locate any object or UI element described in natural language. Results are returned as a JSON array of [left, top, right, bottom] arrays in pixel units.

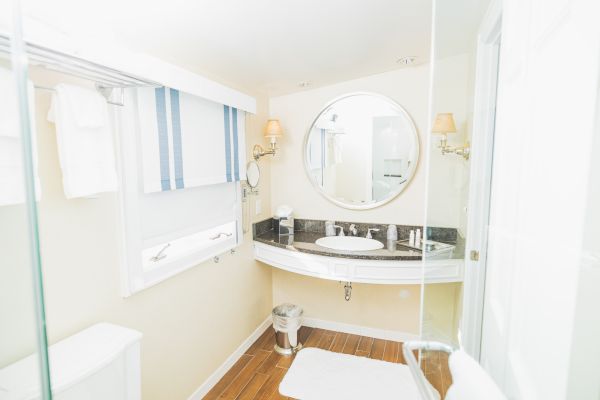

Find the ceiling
[[20, 0, 486, 97]]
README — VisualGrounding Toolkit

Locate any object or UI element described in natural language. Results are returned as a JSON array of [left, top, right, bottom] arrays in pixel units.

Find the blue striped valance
[[136, 87, 246, 193]]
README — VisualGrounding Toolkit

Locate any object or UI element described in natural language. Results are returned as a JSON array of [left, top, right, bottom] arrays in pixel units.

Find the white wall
[[0, 68, 274, 400], [567, 110, 600, 399]]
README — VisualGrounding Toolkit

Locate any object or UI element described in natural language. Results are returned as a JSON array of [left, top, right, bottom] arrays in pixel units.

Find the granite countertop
[[253, 229, 423, 261]]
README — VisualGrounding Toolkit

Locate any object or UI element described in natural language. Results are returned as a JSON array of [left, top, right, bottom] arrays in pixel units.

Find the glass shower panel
[[420, 0, 492, 395], [0, 3, 52, 399]]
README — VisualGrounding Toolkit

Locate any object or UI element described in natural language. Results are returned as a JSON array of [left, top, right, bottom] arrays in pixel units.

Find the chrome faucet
[[366, 228, 380, 239], [335, 225, 345, 236], [348, 224, 358, 236]]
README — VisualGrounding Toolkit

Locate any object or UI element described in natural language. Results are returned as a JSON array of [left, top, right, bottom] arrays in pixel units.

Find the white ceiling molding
[[7, 16, 257, 113]]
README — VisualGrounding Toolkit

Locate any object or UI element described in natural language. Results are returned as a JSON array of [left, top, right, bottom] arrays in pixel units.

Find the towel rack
[[34, 84, 126, 106], [402, 341, 455, 400], [0, 33, 161, 106]]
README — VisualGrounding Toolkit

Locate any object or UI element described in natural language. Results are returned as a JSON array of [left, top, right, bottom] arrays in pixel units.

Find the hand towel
[[445, 350, 506, 400], [48, 83, 117, 199], [0, 66, 41, 206]]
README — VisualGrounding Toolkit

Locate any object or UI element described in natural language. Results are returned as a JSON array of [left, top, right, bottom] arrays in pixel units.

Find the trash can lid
[[273, 303, 303, 318]]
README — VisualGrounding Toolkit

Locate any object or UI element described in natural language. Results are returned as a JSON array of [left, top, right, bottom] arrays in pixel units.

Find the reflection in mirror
[[304, 93, 419, 209], [246, 161, 260, 188]]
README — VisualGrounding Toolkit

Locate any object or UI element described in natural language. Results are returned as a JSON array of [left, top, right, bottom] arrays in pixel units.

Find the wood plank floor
[[203, 326, 451, 399]]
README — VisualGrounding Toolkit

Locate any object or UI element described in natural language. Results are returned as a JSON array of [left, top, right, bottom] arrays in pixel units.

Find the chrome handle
[[366, 228, 380, 239], [150, 243, 171, 262], [402, 341, 455, 400], [210, 232, 233, 240]]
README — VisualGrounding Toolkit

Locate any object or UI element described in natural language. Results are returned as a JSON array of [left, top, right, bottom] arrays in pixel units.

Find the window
[[115, 87, 247, 296]]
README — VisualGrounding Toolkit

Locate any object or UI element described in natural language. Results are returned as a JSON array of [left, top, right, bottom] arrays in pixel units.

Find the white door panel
[[479, 0, 600, 398]]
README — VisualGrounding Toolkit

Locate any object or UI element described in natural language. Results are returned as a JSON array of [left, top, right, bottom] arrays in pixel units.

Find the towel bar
[[402, 341, 455, 400]]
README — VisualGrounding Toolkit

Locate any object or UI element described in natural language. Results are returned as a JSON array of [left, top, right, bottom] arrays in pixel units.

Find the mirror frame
[[302, 92, 420, 210], [246, 160, 261, 189]]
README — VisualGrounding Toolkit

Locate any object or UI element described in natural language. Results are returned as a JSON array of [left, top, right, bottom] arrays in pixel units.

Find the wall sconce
[[431, 113, 470, 160], [253, 119, 283, 161]]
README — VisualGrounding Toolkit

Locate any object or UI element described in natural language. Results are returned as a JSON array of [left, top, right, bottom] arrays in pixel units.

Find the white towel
[[0, 66, 41, 206], [48, 83, 117, 199], [279, 348, 440, 400], [445, 350, 506, 400]]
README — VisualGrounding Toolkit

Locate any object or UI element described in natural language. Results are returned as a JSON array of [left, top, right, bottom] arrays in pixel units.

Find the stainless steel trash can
[[272, 303, 303, 356]]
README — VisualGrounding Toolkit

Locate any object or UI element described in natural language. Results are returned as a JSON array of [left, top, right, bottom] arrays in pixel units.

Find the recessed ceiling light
[[298, 81, 311, 88], [396, 56, 417, 66]]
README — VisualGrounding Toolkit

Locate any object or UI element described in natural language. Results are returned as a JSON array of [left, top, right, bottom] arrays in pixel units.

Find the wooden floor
[[203, 326, 451, 399]]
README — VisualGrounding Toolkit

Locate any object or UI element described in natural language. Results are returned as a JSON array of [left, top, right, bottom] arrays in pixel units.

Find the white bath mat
[[279, 348, 440, 400]]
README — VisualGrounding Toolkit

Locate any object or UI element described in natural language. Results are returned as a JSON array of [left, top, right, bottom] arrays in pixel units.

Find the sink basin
[[315, 236, 384, 251]]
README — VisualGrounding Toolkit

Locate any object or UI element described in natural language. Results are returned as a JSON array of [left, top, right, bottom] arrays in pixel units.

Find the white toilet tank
[[0, 323, 142, 400]]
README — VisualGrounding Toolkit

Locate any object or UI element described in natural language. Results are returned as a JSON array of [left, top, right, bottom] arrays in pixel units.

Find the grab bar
[[402, 341, 455, 400]]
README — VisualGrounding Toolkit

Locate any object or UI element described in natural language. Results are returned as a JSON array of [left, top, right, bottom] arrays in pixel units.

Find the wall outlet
[[255, 199, 262, 215]]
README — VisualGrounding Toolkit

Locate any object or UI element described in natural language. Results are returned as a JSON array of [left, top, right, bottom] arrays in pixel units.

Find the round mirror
[[246, 161, 261, 188], [304, 93, 419, 209]]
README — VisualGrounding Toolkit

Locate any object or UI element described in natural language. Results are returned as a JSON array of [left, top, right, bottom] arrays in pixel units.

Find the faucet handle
[[366, 228, 380, 239]]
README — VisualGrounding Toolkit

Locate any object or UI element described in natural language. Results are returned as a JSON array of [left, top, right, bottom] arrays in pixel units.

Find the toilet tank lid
[[0, 323, 143, 399]]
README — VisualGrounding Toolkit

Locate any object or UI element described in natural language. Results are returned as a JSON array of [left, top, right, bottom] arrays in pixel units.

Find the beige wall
[[272, 270, 421, 335], [269, 65, 431, 225], [422, 52, 476, 345], [2, 55, 474, 398], [266, 63, 472, 335], [0, 68, 273, 400], [266, 66, 432, 334], [421, 282, 462, 344], [426, 52, 474, 232]]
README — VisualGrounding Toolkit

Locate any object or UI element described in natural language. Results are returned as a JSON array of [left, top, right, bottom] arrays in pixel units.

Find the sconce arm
[[253, 142, 277, 161]]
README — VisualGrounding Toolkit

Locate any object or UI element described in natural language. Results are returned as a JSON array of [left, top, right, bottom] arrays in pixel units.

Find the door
[[477, 0, 600, 398]]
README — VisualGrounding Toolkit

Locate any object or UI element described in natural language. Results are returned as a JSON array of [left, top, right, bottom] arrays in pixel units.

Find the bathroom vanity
[[253, 218, 464, 285]]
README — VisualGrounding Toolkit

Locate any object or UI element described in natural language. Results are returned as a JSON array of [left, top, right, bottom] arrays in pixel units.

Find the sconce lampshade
[[264, 119, 283, 139], [431, 113, 457, 134]]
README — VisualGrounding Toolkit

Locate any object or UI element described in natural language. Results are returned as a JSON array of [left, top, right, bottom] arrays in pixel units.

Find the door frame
[[460, 0, 502, 360]]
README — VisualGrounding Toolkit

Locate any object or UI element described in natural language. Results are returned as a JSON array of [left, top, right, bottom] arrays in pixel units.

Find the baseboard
[[302, 317, 420, 342], [187, 316, 272, 400]]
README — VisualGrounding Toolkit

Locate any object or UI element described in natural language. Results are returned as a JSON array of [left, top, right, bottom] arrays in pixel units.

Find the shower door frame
[[460, 0, 502, 361], [7, 1, 53, 398]]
